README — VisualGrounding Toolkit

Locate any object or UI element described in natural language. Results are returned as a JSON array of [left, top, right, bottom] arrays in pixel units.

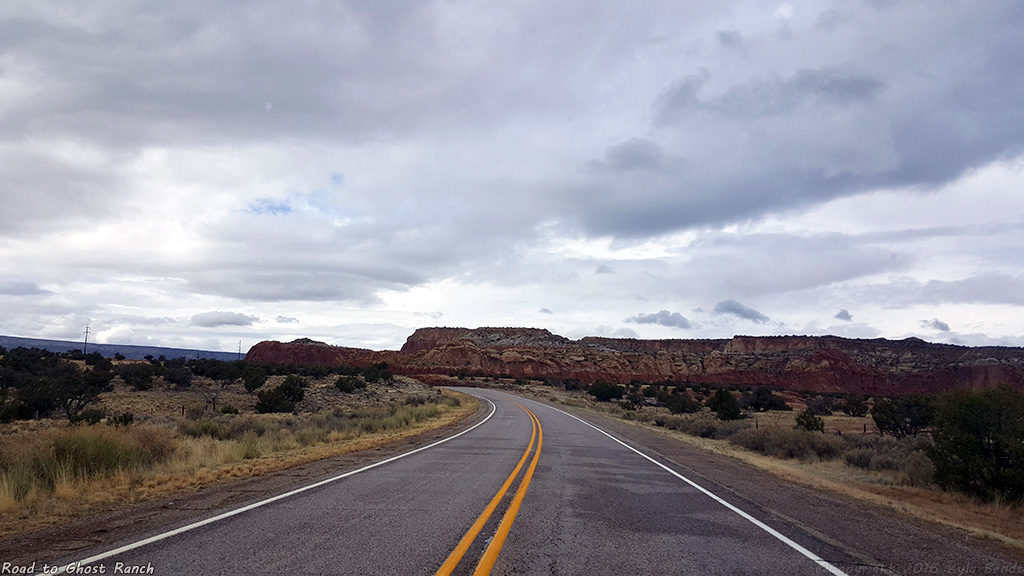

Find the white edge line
[[53, 397, 497, 573], [515, 395, 849, 576]]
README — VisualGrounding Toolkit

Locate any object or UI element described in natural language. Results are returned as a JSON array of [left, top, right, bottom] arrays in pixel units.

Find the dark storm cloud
[[834, 309, 853, 321], [713, 300, 769, 323], [626, 310, 691, 329]]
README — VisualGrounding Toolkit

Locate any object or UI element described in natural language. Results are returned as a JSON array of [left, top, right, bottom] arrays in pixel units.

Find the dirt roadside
[[536, 397, 1024, 575], [0, 399, 490, 566]]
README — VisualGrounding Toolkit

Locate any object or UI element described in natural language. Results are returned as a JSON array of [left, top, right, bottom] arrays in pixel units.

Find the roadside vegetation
[[0, 346, 473, 534], [472, 374, 1024, 550]]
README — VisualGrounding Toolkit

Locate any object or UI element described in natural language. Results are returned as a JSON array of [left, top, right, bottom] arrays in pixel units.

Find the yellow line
[[434, 403, 538, 576], [472, 406, 543, 576]]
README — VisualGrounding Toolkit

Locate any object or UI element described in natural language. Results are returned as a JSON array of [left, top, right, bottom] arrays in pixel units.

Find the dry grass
[[0, 388, 476, 535]]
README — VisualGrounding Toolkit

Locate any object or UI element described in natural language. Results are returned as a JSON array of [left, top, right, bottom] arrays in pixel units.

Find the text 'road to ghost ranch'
[[1, 562, 155, 575]]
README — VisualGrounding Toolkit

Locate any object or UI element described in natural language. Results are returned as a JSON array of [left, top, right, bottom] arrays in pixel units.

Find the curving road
[[39, 388, 1013, 575]]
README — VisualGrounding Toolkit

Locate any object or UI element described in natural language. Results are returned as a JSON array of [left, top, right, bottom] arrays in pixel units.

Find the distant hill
[[0, 335, 241, 362]]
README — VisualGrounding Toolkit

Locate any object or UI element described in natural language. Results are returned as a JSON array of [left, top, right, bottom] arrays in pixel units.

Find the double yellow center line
[[435, 402, 543, 576]]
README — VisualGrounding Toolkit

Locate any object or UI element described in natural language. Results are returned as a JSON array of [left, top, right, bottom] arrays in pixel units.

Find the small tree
[[708, 389, 743, 420], [795, 408, 825, 432], [838, 395, 869, 417], [930, 386, 1024, 501], [872, 396, 935, 438], [51, 363, 114, 421]]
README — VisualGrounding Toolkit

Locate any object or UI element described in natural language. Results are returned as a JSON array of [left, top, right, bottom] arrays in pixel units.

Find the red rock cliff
[[246, 329, 1024, 395]]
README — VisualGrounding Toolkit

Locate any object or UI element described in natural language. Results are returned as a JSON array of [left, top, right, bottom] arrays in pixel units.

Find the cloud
[[539, 308, 553, 314], [626, 310, 692, 329], [275, 315, 300, 323], [191, 312, 259, 328], [834, 309, 853, 321], [0, 281, 49, 296], [595, 265, 614, 275], [714, 300, 770, 324], [921, 318, 951, 332]]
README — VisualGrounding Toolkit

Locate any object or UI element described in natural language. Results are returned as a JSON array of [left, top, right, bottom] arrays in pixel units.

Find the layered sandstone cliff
[[245, 328, 1024, 395]]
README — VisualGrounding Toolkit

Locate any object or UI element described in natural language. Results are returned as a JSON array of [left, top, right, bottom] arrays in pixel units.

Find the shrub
[[178, 419, 232, 440], [278, 376, 307, 402], [795, 409, 825, 432], [730, 428, 844, 461], [652, 412, 749, 439], [255, 388, 297, 414], [163, 366, 193, 389], [838, 395, 869, 417], [220, 405, 240, 415], [707, 389, 743, 420], [588, 380, 625, 402], [334, 375, 367, 393], [363, 363, 393, 384], [72, 408, 106, 426], [929, 386, 1024, 501], [664, 393, 702, 414], [242, 367, 267, 393], [742, 387, 791, 412], [115, 363, 156, 391], [107, 412, 134, 428]]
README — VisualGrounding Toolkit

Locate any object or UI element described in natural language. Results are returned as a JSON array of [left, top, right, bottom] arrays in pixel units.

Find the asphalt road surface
[[38, 388, 1009, 575]]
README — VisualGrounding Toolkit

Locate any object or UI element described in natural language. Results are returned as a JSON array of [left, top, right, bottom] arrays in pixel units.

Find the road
[[36, 388, 1016, 575]]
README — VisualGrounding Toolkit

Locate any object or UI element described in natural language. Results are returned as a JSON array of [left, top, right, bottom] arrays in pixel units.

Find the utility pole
[[83, 324, 90, 355], [237, 340, 242, 361]]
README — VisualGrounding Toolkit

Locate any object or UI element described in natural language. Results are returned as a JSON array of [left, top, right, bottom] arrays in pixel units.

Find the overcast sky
[[2, 1, 1023, 352]]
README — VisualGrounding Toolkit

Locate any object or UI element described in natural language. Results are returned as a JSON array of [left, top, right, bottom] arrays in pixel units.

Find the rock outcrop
[[245, 328, 1024, 395]]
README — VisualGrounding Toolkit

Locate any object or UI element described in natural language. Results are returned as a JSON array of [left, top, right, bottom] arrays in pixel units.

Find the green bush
[[334, 375, 367, 393], [929, 386, 1024, 501], [742, 387, 791, 412], [255, 388, 297, 414], [795, 408, 825, 432], [588, 380, 625, 402], [115, 363, 156, 391], [707, 389, 743, 420], [163, 366, 193, 388], [665, 393, 702, 414]]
